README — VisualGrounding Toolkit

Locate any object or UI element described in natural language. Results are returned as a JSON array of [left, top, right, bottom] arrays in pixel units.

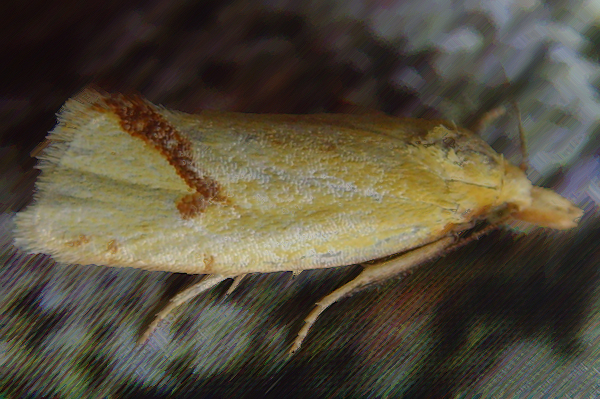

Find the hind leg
[[138, 274, 230, 345], [290, 236, 454, 354]]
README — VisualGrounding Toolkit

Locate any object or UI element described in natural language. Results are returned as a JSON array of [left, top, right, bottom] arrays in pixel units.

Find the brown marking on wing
[[103, 93, 227, 218], [66, 235, 90, 247], [203, 255, 215, 274], [107, 240, 118, 254]]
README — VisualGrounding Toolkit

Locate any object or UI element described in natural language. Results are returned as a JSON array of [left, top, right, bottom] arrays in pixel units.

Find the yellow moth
[[14, 89, 583, 353]]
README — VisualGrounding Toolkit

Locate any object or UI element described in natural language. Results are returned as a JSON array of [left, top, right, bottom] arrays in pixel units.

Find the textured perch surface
[[1, 1, 597, 397]]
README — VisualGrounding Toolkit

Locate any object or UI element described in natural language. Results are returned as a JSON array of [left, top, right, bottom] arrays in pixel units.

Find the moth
[[14, 89, 583, 353]]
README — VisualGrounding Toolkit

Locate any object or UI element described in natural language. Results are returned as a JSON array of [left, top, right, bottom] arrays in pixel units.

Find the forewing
[[15, 90, 505, 274]]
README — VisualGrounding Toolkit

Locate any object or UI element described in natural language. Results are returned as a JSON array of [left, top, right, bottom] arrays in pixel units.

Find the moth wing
[[15, 90, 506, 274]]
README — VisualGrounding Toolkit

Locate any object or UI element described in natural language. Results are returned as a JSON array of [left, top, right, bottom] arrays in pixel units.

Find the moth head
[[510, 185, 583, 229], [499, 161, 583, 229]]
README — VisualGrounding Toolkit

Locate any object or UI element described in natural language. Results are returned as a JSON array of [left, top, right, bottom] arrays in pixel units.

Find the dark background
[[1, 1, 599, 397]]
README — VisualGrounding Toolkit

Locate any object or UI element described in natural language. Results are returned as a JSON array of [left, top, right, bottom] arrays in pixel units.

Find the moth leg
[[290, 236, 454, 354], [469, 103, 528, 170], [138, 274, 229, 345], [225, 274, 247, 295], [470, 105, 507, 134]]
